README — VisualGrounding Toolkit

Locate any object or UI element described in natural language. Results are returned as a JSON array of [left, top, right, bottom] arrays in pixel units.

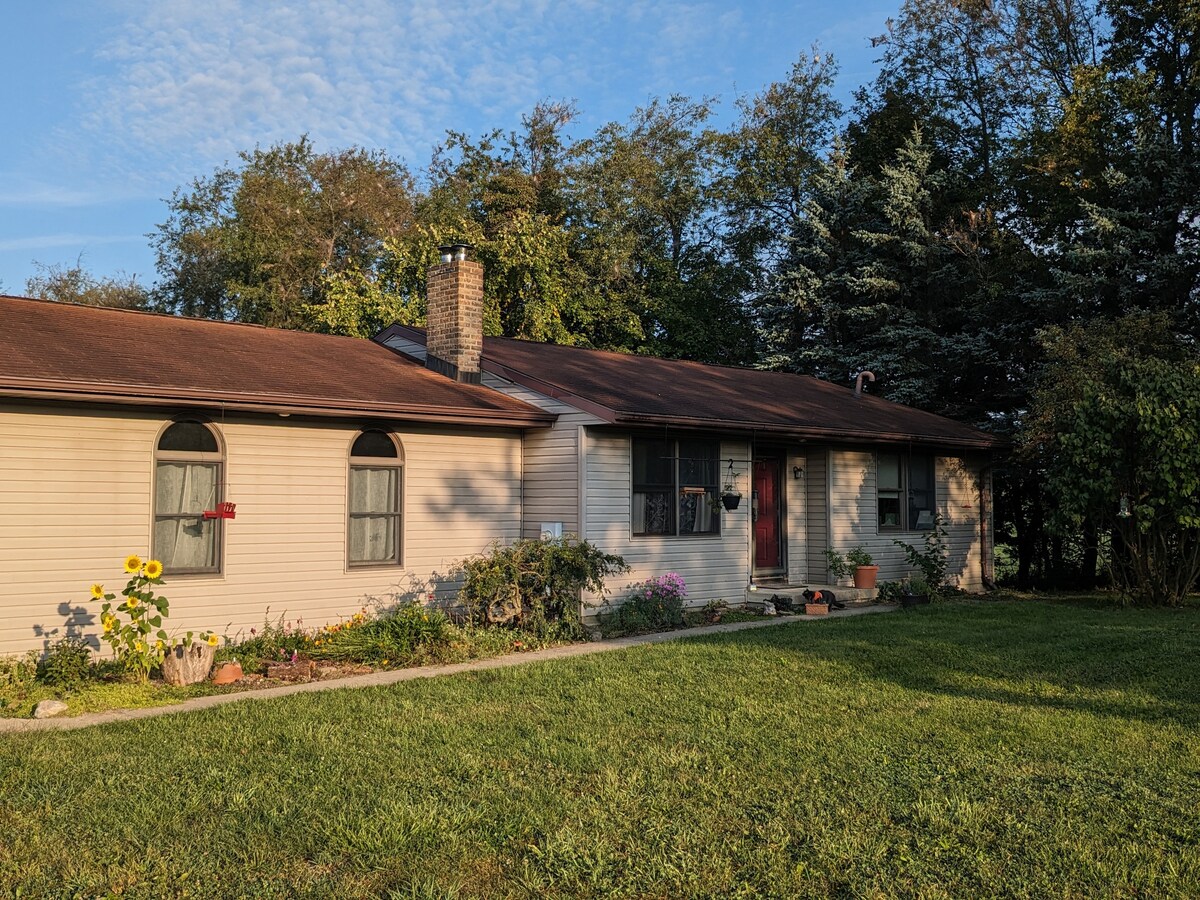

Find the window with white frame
[[632, 437, 720, 536], [348, 430, 403, 566], [153, 420, 224, 574], [877, 451, 936, 530]]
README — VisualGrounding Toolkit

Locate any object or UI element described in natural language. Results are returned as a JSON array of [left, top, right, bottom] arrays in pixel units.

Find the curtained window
[[348, 430, 403, 566], [632, 437, 719, 537], [877, 451, 936, 531], [154, 421, 224, 574]]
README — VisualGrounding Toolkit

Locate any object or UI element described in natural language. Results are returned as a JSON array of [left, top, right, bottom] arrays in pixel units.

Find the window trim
[[630, 436, 722, 539], [152, 418, 225, 577], [346, 429, 405, 568], [877, 450, 937, 532]]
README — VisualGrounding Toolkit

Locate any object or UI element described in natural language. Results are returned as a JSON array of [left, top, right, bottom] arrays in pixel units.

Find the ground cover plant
[[2, 598, 1198, 898]]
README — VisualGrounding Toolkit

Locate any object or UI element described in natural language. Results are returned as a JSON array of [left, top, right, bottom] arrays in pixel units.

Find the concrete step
[[745, 582, 878, 607]]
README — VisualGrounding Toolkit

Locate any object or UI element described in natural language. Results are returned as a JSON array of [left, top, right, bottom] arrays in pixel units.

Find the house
[[0, 246, 1001, 655]]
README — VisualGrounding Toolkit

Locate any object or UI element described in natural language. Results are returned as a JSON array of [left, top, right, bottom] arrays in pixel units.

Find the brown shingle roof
[[379, 325, 1001, 450], [0, 296, 553, 426]]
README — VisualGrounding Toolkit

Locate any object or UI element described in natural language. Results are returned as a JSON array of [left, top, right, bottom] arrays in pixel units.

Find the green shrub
[[458, 537, 628, 639], [894, 516, 950, 593], [38, 636, 93, 689], [311, 604, 452, 666], [225, 611, 316, 667], [0, 652, 39, 712], [846, 545, 874, 567], [601, 573, 687, 637]]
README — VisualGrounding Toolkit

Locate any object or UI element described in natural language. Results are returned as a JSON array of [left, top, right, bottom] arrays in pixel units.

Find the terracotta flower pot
[[853, 565, 879, 589]]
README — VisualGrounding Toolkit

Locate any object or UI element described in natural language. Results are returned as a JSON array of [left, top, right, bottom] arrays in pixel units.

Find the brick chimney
[[425, 243, 483, 384]]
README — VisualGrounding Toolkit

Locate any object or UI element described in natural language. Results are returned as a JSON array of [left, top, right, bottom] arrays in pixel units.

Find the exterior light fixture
[[792, 465, 804, 479]]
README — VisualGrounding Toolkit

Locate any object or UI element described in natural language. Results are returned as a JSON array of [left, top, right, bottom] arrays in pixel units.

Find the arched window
[[154, 420, 224, 574], [348, 430, 403, 566]]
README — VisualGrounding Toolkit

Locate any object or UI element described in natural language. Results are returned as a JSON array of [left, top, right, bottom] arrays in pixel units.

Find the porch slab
[[745, 582, 879, 607]]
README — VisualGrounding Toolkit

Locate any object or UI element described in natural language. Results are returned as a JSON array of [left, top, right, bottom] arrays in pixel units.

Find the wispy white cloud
[[76, 0, 747, 182], [0, 182, 136, 207], [0, 233, 145, 252]]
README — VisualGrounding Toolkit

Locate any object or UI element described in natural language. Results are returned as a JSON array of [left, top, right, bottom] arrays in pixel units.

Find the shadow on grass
[[678, 601, 1200, 728]]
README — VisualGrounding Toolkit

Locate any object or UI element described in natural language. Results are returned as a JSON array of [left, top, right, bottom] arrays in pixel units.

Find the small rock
[[762, 601, 777, 616], [33, 700, 68, 719], [210, 661, 243, 686]]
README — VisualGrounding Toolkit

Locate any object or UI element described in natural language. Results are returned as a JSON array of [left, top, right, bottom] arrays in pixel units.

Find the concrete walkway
[[1, 605, 891, 734]]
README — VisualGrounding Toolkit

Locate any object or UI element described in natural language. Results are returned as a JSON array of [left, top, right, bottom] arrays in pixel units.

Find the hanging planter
[[721, 491, 742, 511]]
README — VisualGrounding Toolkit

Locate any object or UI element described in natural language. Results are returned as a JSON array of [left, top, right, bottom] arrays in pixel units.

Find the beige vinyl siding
[[784, 448, 808, 583], [826, 449, 985, 590], [480, 372, 604, 540], [0, 404, 522, 655], [582, 432, 750, 612], [805, 448, 830, 581]]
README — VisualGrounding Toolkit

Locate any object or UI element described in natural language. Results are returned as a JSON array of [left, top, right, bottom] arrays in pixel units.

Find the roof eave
[[0, 380, 557, 429], [612, 412, 1006, 451]]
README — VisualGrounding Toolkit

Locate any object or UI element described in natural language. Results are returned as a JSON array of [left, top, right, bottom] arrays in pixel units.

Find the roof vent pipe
[[855, 371, 875, 396]]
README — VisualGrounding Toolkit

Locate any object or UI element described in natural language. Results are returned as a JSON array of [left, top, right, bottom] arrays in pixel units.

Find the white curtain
[[349, 467, 399, 562], [154, 462, 219, 570]]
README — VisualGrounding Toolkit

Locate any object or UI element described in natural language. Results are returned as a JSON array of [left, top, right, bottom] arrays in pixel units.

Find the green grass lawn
[[2, 600, 1198, 898]]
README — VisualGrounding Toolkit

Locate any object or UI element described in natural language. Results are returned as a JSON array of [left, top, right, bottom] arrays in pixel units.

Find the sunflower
[[102, 617, 114, 633], [143, 560, 163, 579], [90, 584, 105, 599], [126, 595, 139, 609], [124, 554, 143, 574], [206, 633, 220, 647]]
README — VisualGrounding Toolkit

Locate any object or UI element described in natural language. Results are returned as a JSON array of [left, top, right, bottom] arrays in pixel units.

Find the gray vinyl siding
[[785, 447, 808, 583], [582, 433, 751, 612], [826, 449, 985, 589], [479, 372, 605, 540], [805, 447, 830, 581]]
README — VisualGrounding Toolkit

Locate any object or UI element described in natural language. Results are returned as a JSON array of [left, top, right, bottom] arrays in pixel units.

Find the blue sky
[[0, 1, 893, 294]]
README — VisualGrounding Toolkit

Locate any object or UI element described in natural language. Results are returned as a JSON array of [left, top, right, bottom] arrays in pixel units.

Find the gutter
[[612, 412, 1006, 452], [0, 381, 557, 429]]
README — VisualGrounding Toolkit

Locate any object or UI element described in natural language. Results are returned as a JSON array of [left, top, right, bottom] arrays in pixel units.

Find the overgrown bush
[[458, 536, 628, 639], [894, 516, 949, 593], [310, 604, 452, 666], [38, 636, 93, 689], [601, 573, 688, 636], [0, 652, 39, 712]]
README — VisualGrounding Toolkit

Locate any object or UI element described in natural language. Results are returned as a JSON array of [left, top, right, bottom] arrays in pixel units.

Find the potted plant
[[824, 549, 852, 585], [720, 473, 742, 511], [846, 546, 879, 589], [900, 576, 933, 608]]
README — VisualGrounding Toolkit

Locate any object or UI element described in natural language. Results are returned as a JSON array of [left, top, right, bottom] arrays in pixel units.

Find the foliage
[[600, 572, 688, 636], [3, 602, 1199, 896], [92, 555, 217, 682], [893, 515, 950, 592], [845, 545, 874, 568], [0, 652, 39, 712], [824, 548, 853, 580], [1031, 321, 1200, 606], [151, 137, 417, 327], [875, 580, 907, 603], [25, 259, 154, 311], [222, 610, 316, 667], [309, 604, 452, 666], [37, 636, 93, 689], [457, 536, 628, 639]]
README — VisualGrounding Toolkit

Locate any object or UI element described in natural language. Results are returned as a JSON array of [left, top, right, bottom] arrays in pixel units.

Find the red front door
[[754, 458, 783, 571]]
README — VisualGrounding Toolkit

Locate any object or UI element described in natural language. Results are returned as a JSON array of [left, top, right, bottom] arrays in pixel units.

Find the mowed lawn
[[2, 601, 1198, 899]]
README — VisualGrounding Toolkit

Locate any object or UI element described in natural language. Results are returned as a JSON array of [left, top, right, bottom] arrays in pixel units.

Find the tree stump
[[161, 643, 215, 686]]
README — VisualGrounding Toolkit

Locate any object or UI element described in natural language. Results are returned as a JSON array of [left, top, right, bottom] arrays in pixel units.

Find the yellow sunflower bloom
[[143, 560, 163, 579], [90, 584, 105, 599], [126, 595, 139, 608], [123, 554, 143, 574], [103, 618, 114, 633], [206, 633, 219, 647]]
